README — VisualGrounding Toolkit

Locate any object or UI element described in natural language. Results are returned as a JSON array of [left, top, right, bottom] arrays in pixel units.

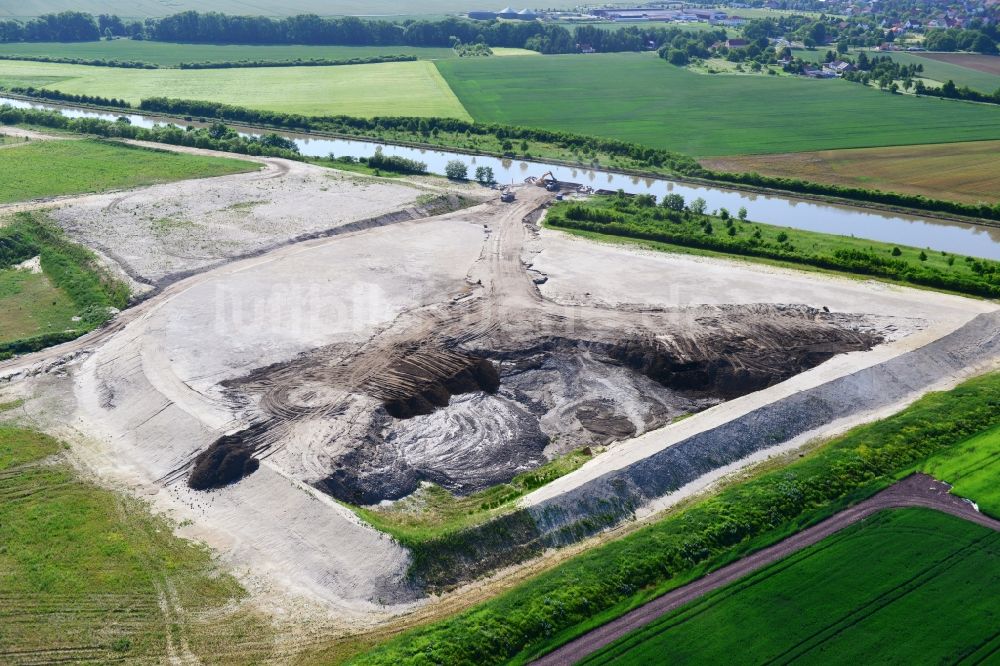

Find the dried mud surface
[[44, 158, 444, 291]]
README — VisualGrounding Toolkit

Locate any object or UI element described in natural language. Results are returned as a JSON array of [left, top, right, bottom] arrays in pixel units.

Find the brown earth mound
[[188, 435, 260, 490], [383, 356, 500, 419]]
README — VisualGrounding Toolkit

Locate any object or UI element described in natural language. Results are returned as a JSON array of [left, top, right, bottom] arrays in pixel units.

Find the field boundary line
[[532, 473, 1000, 666]]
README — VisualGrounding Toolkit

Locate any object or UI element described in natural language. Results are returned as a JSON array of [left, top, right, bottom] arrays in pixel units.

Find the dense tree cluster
[[0, 12, 99, 42], [924, 27, 998, 54], [0, 10, 738, 55]]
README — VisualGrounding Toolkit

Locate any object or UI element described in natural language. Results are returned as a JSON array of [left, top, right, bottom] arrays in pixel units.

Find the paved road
[[533, 473, 1000, 666]]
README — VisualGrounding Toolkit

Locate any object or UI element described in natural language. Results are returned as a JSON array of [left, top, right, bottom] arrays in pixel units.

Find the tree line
[[0, 10, 726, 55], [548, 195, 1000, 298], [0, 105, 302, 159]]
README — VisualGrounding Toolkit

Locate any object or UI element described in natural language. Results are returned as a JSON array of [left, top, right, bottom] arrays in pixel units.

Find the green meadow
[[0, 59, 472, 119], [436, 52, 1000, 156], [581, 508, 1000, 665], [919, 424, 1000, 517], [0, 138, 255, 203], [0, 426, 273, 662]]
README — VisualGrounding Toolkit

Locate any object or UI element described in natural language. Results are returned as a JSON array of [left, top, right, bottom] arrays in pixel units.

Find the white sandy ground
[[522, 231, 999, 505], [0, 171, 998, 634]]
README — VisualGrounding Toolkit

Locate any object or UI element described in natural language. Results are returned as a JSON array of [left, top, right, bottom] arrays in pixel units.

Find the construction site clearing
[[1, 144, 998, 630]]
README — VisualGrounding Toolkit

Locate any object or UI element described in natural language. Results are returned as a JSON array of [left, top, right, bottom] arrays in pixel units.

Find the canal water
[[4, 95, 1000, 260]]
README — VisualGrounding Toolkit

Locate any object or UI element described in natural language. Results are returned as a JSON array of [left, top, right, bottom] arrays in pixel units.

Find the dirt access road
[[533, 473, 1000, 666]]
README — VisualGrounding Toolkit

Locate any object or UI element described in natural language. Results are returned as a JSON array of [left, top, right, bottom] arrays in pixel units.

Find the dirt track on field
[[532, 473, 1000, 666]]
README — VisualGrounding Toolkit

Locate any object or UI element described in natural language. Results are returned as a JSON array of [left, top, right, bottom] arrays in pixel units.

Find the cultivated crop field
[[0, 426, 273, 662], [0, 59, 472, 119], [883, 51, 1000, 92], [701, 140, 1000, 204], [0, 41, 458, 66], [579, 508, 1000, 665], [919, 424, 1000, 517], [436, 53, 1000, 156], [917, 52, 1000, 76], [0, 138, 255, 203]]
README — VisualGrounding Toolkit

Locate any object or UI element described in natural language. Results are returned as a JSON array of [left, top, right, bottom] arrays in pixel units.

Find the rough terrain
[[0, 143, 996, 619]]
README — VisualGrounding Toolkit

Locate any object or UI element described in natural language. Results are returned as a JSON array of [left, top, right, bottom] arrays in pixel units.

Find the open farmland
[[919, 424, 1000, 517], [917, 52, 1000, 76], [882, 51, 1000, 92], [0, 0, 594, 18], [0, 41, 458, 66], [578, 508, 1000, 665], [436, 53, 1000, 156], [0, 138, 255, 203], [701, 140, 1000, 204], [0, 59, 472, 119], [0, 426, 274, 663]]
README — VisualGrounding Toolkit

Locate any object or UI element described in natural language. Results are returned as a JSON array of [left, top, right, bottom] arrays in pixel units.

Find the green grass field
[[0, 426, 273, 662], [580, 508, 1000, 666], [436, 52, 1000, 156], [0, 138, 255, 203], [0, 41, 458, 66], [0, 268, 79, 343], [887, 51, 1000, 92], [0, 59, 472, 119], [919, 424, 1000, 517]]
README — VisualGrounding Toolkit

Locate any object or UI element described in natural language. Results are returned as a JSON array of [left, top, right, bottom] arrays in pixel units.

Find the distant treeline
[[0, 52, 417, 70], [2, 86, 133, 109], [0, 53, 156, 68], [178, 54, 416, 69], [0, 105, 301, 159], [0, 10, 715, 55]]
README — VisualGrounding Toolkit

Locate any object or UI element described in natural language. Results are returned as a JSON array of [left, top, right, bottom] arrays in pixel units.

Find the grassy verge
[[581, 508, 1000, 665], [917, 423, 1000, 517], [0, 137, 255, 204], [348, 370, 1000, 665], [0, 426, 273, 662], [0, 212, 130, 357], [354, 448, 595, 546], [545, 195, 1000, 298]]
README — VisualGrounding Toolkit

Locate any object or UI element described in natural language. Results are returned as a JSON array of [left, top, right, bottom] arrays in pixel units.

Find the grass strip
[[545, 195, 1000, 298]]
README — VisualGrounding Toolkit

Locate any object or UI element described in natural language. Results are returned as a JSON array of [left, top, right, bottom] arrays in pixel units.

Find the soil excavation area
[[2, 160, 996, 618]]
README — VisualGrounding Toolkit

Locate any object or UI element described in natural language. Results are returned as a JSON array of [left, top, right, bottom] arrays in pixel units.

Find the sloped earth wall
[[409, 311, 1000, 590]]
